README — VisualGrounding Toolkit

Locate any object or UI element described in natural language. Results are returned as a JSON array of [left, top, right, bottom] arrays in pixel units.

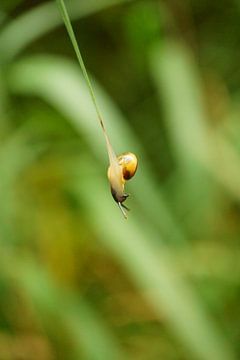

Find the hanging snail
[[107, 151, 138, 218], [57, 0, 138, 219]]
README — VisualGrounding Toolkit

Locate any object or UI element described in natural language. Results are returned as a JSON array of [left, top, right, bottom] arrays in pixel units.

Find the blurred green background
[[0, 0, 240, 359]]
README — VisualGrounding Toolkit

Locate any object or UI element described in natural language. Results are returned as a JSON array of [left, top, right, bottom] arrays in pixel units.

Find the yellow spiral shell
[[117, 152, 138, 180]]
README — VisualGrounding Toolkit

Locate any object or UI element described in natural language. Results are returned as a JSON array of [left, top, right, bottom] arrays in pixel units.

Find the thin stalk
[[56, 0, 127, 218], [56, 0, 117, 164]]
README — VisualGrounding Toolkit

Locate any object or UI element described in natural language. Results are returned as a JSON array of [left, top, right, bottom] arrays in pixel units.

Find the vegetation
[[0, 0, 239, 359]]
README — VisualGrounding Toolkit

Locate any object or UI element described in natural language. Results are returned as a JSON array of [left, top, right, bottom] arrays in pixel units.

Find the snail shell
[[117, 152, 138, 180]]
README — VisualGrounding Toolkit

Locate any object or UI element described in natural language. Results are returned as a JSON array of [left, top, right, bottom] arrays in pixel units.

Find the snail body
[[107, 152, 138, 217]]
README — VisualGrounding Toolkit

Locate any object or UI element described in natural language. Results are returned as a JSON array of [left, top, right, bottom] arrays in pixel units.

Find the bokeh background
[[0, 0, 239, 359]]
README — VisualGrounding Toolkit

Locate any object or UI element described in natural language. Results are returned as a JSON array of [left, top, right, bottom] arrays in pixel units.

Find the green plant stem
[[56, 0, 106, 134]]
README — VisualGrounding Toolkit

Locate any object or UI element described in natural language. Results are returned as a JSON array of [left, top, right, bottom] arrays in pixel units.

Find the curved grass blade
[[150, 41, 240, 203]]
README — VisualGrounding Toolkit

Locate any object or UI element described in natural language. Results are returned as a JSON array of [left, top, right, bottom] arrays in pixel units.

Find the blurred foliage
[[0, 0, 240, 359]]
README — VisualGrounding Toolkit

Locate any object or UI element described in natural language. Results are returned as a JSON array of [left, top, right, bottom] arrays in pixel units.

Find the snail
[[107, 152, 138, 218], [58, 0, 138, 219]]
